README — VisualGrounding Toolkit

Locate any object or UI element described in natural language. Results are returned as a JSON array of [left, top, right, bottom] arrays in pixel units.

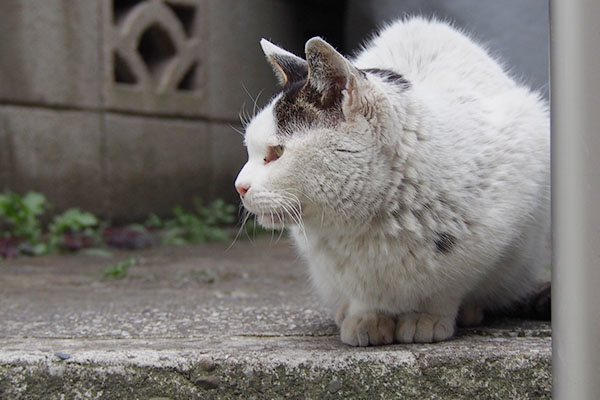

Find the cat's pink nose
[[236, 184, 250, 197]]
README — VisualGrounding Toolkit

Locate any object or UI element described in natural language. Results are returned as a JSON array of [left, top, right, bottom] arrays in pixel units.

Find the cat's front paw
[[395, 313, 455, 343], [340, 313, 395, 347]]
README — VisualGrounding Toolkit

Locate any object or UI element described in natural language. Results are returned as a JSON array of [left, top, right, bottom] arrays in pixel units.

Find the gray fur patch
[[274, 79, 343, 136], [435, 232, 456, 253], [362, 68, 411, 89]]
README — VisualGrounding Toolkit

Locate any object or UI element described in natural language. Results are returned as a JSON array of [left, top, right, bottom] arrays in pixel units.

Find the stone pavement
[[0, 237, 551, 399]]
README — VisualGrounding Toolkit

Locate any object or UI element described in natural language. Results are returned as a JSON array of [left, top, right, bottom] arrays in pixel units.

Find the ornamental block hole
[[113, 0, 145, 24], [177, 63, 198, 91], [165, 2, 196, 38], [113, 51, 137, 84], [137, 23, 177, 77]]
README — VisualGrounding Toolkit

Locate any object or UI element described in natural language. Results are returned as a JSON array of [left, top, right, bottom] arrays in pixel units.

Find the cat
[[234, 17, 550, 346]]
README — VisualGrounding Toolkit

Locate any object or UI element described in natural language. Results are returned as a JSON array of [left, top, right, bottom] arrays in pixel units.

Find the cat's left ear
[[260, 39, 308, 86], [304, 37, 363, 117]]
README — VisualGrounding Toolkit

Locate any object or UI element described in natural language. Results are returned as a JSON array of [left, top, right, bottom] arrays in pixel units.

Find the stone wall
[[0, 0, 303, 221]]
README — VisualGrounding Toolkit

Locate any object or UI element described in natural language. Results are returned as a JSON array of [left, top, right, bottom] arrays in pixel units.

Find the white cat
[[235, 17, 550, 346]]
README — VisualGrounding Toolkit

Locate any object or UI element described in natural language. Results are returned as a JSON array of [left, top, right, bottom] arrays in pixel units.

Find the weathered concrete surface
[[0, 237, 551, 399], [0, 0, 101, 107], [0, 106, 246, 218], [0, 105, 107, 215], [104, 114, 211, 221]]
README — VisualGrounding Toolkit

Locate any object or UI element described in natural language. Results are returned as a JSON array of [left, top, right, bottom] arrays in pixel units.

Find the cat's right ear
[[260, 39, 308, 87]]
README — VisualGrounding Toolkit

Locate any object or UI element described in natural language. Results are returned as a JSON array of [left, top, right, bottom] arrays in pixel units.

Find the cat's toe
[[334, 302, 349, 328], [395, 313, 455, 343], [340, 313, 395, 347]]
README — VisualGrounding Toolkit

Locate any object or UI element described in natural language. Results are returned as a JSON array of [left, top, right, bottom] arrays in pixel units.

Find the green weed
[[160, 199, 235, 246], [48, 208, 101, 250], [103, 257, 137, 279], [0, 190, 237, 258], [0, 191, 46, 243]]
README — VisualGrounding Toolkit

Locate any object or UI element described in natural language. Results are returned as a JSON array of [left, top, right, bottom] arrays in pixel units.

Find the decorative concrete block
[[102, 0, 304, 121], [104, 113, 212, 221], [102, 0, 210, 118], [0, 1, 101, 107], [0, 106, 106, 214]]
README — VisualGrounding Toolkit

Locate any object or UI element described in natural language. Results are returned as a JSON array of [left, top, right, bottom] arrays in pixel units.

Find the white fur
[[235, 18, 550, 345]]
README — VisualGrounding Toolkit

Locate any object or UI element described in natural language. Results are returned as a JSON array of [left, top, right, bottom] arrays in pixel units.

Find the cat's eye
[[264, 145, 284, 164]]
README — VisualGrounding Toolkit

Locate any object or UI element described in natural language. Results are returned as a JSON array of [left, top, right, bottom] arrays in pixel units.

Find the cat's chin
[[255, 213, 286, 230]]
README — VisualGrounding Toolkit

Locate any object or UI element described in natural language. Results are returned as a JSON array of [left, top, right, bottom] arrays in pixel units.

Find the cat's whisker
[[253, 88, 265, 118], [253, 211, 261, 240], [278, 199, 301, 237], [238, 102, 250, 128], [243, 209, 256, 242], [284, 196, 307, 240], [276, 209, 286, 243], [241, 83, 264, 119], [228, 209, 253, 250], [230, 124, 245, 137], [269, 212, 276, 243], [257, 192, 306, 243], [276, 192, 304, 227]]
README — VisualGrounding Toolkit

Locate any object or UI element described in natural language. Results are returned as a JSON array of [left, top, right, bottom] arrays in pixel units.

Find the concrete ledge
[[0, 238, 551, 399], [1, 333, 550, 399]]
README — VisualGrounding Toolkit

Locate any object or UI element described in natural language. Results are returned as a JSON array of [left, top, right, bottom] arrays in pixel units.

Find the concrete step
[[0, 238, 551, 399]]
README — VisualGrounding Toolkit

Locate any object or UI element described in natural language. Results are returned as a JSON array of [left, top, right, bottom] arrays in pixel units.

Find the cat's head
[[235, 38, 403, 230]]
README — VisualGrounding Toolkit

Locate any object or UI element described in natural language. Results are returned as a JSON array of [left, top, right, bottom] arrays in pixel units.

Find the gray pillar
[[551, 0, 600, 398]]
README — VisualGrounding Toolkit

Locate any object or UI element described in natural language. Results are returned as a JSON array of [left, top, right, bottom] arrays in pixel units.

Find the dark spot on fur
[[362, 68, 411, 89], [411, 208, 424, 221], [435, 232, 456, 253], [391, 205, 407, 219], [275, 78, 344, 136]]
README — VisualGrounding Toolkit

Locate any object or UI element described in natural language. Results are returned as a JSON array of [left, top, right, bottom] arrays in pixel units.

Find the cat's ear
[[304, 37, 363, 116], [260, 39, 308, 86]]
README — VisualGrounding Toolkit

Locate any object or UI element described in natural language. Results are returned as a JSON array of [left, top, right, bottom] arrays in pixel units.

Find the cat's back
[[353, 17, 516, 96]]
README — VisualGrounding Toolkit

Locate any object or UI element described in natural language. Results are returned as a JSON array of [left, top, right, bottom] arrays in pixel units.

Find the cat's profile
[[235, 17, 550, 346]]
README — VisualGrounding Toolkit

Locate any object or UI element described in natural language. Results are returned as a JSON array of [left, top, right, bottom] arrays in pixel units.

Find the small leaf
[[31, 242, 49, 256], [22, 192, 46, 216], [103, 257, 136, 279]]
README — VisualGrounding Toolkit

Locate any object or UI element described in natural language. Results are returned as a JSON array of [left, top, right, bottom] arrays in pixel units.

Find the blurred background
[[0, 0, 549, 224]]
